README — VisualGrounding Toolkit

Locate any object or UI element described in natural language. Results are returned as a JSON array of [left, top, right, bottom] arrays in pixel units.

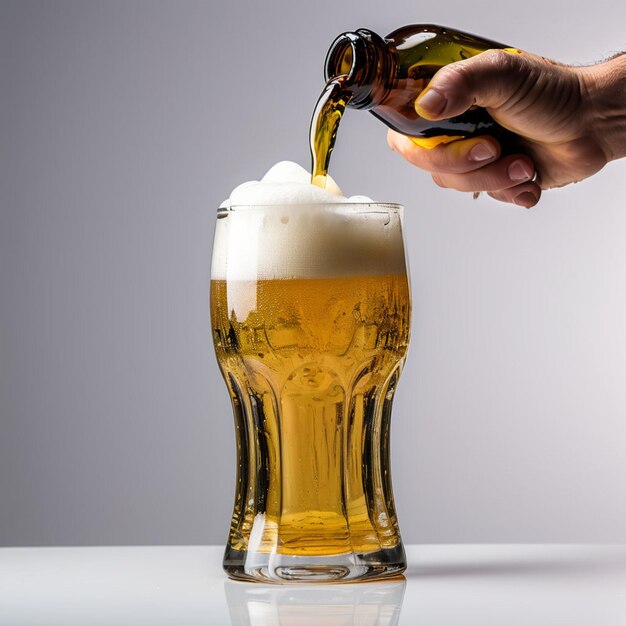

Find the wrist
[[578, 54, 626, 163]]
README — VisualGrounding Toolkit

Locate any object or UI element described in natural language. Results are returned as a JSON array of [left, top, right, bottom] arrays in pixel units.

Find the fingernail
[[469, 142, 497, 162], [415, 89, 447, 116], [514, 191, 537, 208], [508, 160, 534, 182]]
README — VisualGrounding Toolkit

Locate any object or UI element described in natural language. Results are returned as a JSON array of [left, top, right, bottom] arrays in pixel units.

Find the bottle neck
[[324, 29, 396, 110]]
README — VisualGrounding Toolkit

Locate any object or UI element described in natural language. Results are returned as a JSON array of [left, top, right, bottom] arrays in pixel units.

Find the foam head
[[213, 162, 405, 281], [220, 161, 346, 208]]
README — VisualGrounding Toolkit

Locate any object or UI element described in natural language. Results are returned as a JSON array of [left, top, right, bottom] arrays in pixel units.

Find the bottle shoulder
[[384, 24, 509, 57]]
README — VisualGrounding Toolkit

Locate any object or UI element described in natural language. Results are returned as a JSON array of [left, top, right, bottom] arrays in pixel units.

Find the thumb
[[414, 49, 537, 120]]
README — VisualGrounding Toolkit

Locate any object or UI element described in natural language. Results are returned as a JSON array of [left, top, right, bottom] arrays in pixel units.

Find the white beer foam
[[212, 162, 406, 281], [220, 161, 346, 207]]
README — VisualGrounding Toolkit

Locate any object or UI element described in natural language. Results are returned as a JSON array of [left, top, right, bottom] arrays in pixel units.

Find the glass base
[[223, 543, 406, 584]]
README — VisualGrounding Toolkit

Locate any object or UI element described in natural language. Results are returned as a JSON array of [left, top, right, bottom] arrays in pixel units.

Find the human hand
[[387, 50, 626, 207]]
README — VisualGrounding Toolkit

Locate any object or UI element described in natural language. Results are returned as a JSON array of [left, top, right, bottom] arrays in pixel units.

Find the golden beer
[[211, 202, 410, 582]]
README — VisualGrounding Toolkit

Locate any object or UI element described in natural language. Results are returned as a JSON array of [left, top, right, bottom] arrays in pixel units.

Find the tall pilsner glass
[[210, 201, 411, 583]]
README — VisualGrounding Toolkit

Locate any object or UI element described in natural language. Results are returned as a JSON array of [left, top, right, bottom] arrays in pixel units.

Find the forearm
[[578, 53, 626, 163]]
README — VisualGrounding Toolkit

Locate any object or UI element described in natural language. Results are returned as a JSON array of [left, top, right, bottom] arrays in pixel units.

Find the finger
[[488, 181, 542, 208], [387, 129, 501, 174], [414, 49, 536, 120], [430, 154, 536, 192]]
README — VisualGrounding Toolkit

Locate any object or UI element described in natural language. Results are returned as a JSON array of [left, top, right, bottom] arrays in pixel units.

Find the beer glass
[[210, 201, 410, 583]]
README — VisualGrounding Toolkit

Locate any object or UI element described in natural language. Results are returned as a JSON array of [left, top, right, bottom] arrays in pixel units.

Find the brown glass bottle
[[324, 24, 518, 147]]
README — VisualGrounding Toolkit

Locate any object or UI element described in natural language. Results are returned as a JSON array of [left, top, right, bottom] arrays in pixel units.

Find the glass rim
[[218, 202, 403, 212]]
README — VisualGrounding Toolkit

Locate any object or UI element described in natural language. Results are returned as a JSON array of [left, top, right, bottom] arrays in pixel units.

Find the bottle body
[[325, 24, 515, 146]]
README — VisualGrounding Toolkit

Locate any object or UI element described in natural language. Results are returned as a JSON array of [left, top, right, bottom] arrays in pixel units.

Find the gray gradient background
[[2, 0, 626, 547]]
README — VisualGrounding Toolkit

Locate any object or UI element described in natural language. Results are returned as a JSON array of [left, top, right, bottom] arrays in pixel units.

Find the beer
[[311, 24, 519, 187], [310, 76, 352, 189], [211, 199, 410, 582]]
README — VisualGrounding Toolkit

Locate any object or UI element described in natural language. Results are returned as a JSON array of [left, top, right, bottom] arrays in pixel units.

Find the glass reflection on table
[[224, 577, 406, 626]]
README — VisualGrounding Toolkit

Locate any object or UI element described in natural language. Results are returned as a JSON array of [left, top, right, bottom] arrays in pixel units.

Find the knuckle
[[482, 48, 517, 69], [439, 61, 472, 92], [431, 173, 447, 188], [426, 143, 470, 174], [400, 142, 439, 171], [432, 145, 458, 172]]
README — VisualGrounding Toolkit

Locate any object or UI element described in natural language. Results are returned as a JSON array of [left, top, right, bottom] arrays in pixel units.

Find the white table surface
[[1, 545, 625, 625]]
